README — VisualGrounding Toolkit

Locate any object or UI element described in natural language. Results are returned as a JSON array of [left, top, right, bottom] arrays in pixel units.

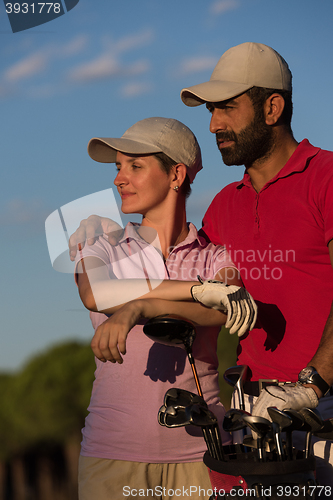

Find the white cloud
[[67, 29, 153, 83], [68, 54, 120, 81], [59, 35, 89, 57], [180, 56, 218, 75], [0, 30, 153, 98], [127, 60, 150, 76], [69, 56, 149, 83], [121, 82, 153, 98], [115, 29, 154, 53], [210, 0, 240, 15], [2, 35, 88, 84], [4, 51, 48, 82]]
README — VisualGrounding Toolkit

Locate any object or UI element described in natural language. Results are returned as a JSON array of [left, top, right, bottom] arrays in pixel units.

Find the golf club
[[267, 407, 292, 461], [159, 394, 217, 459], [185, 404, 224, 461], [223, 408, 252, 453], [143, 316, 203, 397], [223, 365, 248, 411], [223, 408, 251, 433], [158, 404, 167, 426], [242, 415, 271, 462], [159, 404, 190, 428], [282, 408, 305, 460], [163, 387, 207, 410], [313, 417, 333, 439], [299, 407, 323, 458], [223, 365, 249, 447], [167, 401, 217, 459]]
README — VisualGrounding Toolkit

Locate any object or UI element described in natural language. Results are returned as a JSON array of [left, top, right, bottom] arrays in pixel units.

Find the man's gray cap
[[181, 42, 292, 106]]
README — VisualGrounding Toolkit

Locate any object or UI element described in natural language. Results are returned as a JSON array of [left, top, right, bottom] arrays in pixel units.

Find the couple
[[73, 116, 256, 499], [68, 41, 333, 498]]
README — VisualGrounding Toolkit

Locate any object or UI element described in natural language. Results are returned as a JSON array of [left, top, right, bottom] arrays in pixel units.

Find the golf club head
[[162, 405, 191, 428], [283, 408, 305, 431], [267, 407, 293, 461], [243, 415, 272, 437], [299, 407, 324, 458], [185, 404, 218, 427], [223, 365, 248, 410], [143, 316, 196, 353], [267, 407, 292, 430], [243, 415, 272, 461], [158, 405, 167, 426], [163, 388, 207, 409], [280, 408, 307, 460], [223, 408, 251, 432], [314, 418, 333, 439], [299, 407, 323, 432]]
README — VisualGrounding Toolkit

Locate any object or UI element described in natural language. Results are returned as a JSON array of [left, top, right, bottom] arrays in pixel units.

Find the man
[[180, 42, 333, 487]]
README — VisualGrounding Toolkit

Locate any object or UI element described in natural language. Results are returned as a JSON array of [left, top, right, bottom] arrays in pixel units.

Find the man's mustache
[[216, 131, 237, 143]]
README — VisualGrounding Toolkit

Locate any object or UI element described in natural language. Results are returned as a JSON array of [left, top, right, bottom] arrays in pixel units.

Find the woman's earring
[[173, 186, 179, 192]]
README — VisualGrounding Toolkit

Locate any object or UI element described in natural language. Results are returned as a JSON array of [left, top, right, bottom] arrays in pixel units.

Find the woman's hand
[[69, 215, 124, 261], [91, 300, 145, 363]]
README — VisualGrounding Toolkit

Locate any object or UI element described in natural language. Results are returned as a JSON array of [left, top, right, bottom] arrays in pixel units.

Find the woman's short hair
[[153, 152, 192, 199]]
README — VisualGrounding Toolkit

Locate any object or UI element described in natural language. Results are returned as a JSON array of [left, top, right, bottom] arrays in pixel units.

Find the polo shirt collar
[[120, 221, 206, 248], [119, 222, 157, 246], [236, 139, 321, 190], [177, 222, 207, 248]]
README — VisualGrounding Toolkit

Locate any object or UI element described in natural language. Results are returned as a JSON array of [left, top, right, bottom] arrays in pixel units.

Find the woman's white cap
[[88, 117, 202, 183]]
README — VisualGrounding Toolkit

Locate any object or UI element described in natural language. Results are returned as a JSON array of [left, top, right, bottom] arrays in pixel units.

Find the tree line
[[0, 341, 96, 500]]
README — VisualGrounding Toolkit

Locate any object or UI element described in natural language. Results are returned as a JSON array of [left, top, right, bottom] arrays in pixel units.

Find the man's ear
[[264, 93, 285, 126]]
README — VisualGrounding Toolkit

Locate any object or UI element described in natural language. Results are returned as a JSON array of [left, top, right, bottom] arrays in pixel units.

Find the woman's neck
[[138, 201, 188, 258]]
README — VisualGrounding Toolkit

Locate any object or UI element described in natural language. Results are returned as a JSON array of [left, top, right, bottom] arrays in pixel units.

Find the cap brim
[[88, 137, 162, 163], [181, 81, 252, 107]]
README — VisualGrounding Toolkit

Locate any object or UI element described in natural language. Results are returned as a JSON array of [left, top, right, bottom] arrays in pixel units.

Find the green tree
[[2, 341, 95, 457]]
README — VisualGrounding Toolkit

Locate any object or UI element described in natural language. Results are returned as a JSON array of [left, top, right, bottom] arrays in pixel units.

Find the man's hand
[[252, 384, 319, 421], [68, 215, 123, 261], [91, 300, 144, 363], [191, 278, 257, 336]]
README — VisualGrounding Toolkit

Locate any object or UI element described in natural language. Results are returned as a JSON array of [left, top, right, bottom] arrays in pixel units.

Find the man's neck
[[246, 132, 298, 192]]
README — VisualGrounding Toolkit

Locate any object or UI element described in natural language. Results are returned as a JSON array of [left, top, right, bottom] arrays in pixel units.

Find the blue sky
[[1, 0, 333, 371]]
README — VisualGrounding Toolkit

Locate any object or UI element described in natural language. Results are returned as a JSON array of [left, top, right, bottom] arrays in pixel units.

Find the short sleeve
[[209, 244, 237, 278], [74, 234, 112, 285]]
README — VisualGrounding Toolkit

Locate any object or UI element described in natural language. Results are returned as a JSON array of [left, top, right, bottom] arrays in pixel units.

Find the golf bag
[[145, 319, 322, 500], [204, 445, 316, 500]]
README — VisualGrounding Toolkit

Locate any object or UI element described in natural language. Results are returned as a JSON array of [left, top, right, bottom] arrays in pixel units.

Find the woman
[[74, 117, 256, 500]]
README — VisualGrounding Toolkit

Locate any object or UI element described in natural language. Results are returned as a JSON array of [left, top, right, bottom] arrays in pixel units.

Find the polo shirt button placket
[[254, 194, 260, 237]]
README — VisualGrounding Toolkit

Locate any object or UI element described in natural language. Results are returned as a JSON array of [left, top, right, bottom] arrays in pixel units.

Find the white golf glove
[[191, 276, 257, 336], [252, 384, 319, 421]]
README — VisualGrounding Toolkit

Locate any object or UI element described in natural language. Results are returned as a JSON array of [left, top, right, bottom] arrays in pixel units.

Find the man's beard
[[216, 110, 275, 167]]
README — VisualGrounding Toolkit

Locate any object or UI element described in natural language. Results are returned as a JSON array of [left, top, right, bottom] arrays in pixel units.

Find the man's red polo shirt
[[202, 139, 333, 381]]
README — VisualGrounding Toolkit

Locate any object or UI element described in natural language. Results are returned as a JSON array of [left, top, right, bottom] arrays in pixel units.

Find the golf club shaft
[[187, 352, 203, 397], [212, 423, 225, 461], [202, 427, 215, 458]]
